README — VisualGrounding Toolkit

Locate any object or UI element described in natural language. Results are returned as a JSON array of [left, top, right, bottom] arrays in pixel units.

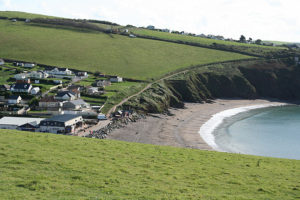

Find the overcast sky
[[0, 0, 299, 42]]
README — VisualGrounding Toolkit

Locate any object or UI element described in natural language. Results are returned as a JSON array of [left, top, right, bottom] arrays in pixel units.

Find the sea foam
[[198, 103, 287, 151]]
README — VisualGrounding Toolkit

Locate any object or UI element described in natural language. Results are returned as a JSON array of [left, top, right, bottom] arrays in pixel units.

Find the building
[[77, 71, 88, 76], [28, 71, 49, 79], [53, 80, 63, 84], [47, 68, 73, 76], [31, 87, 40, 95], [87, 87, 99, 95], [67, 85, 81, 98], [0, 117, 45, 130], [96, 80, 111, 87], [162, 29, 170, 33], [24, 63, 35, 68], [10, 83, 32, 93], [0, 84, 10, 91], [147, 25, 155, 30], [39, 96, 63, 109], [14, 73, 27, 80], [39, 114, 83, 134], [63, 99, 90, 110], [0, 59, 4, 66], [8, 95, 22, 104], [55, 91, 76, 101], [110, 76, 123, 83]]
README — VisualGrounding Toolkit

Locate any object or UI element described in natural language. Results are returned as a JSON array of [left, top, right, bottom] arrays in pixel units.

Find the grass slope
[[0, 11, 56, 19], [0, 130, 299, 200], [0, 20, 251, 80], [131, 28, 286, 57]]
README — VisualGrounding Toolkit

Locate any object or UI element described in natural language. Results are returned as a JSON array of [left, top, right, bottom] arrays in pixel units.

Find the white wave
[[199, 103, 288, 151]]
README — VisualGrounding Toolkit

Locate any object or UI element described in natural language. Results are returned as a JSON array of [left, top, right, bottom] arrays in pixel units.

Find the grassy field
[[0, 11, 56, 19], [130, 28, 287, 57], [0, 19, 252, 80], [0, 129, 299, 199]]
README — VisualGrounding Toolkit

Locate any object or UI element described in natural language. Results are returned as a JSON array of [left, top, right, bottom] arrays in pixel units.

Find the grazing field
[[0, 130, 299, 199], [0, 11, 55, 19], [131, 28, 287, 57], [0, 20, 252, 80]]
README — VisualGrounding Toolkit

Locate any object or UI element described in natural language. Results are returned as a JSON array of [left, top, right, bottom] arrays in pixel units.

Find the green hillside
[[0, 130, 299, 199], [0, 11, 56, 19], [130, 28, 287, 57], [0, 19, 252, 80]]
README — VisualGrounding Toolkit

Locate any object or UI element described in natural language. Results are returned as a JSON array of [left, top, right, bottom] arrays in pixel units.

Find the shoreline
[[107, 99, 291, 150]]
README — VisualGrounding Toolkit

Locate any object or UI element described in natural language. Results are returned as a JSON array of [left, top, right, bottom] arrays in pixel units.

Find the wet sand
[[107, 99, 286, 150]]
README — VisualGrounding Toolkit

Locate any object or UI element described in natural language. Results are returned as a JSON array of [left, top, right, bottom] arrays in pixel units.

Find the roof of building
[[40, 96, 59, 102], [56, 91, 76, 98], [12, 83, 32, 90], [8, 95, 21, 100], [69, 99, 89, 106], [0, 117, 45, 126], [42, 114, 81, 123], [0, 84, 10, 89]]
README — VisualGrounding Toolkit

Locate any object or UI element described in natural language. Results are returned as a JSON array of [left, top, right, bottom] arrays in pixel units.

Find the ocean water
[[213, 105, 300, 160]]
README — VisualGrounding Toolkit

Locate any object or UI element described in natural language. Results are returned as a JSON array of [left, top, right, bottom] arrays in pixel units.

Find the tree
[[239, 35, 246, 42], [255, 39, 262, 45]]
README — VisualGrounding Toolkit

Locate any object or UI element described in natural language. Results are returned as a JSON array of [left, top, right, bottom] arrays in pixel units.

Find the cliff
[[123, 59, 300, 113]]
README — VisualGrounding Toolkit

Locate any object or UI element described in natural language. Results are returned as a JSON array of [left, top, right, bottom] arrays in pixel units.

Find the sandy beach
[[107, 99, 287, 150]]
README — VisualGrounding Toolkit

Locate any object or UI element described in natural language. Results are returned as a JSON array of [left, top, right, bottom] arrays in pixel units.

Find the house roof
[[0, 117, 45, 126], [0, 84, 10, 89], [42, 114, 81, 123], [8, 95, 21, 100], [56, 91, 76, 98], [40, 96, 59, 102], [12, 83, 32, 90], [69, 99, 88, 106]]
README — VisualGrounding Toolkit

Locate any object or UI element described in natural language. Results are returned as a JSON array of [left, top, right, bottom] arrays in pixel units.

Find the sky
[[0, 0, 299, 42]]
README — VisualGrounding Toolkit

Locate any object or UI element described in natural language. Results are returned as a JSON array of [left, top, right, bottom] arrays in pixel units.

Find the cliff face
[[124, 59, 300, 113]]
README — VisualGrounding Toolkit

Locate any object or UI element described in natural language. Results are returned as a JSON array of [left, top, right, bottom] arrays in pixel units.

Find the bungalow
[[55, 91, 76, 101], [8, 95, 22, 104], [67, 85, 81, 98], [10, 83, 32, 93], [0, 84, 10, 91], [162, 29, 170, 33], [53, 80, 63, 84], [28, 71, 49, 79], [39, 96, 63, 109], [110, 76, 123, 83], [47, 68, 73, 76], [63, 99, 90, 110], [96, 80, 111, 87], [0, 117, 45, 130], [0, 59, 4, 65], [39, 114, 83, 134], [24, 63, 35, 68], [16, 78, 31, 84], [87, 87, 99, 95], [14, 73, 28, 80], [31, 87, 40, 95]]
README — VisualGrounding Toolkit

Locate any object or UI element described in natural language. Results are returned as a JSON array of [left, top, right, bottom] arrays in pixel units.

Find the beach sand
[[107, 99, 286, 150]]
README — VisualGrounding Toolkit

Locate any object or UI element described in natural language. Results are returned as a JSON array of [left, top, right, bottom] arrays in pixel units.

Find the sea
[[200, 104, 300, 160]]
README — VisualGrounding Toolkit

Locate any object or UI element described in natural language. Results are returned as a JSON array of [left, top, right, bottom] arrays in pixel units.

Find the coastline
[[107, 99, 289, 150]]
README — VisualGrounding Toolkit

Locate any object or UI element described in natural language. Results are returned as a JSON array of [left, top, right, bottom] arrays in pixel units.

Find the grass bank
[[0, 130, 299, 199]]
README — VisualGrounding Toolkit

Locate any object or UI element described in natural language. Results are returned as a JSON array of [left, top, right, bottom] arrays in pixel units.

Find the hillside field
[[0, 130, 299, 199], [0, 19, 252, 80]]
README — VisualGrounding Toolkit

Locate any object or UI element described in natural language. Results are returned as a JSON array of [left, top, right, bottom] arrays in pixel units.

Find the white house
[[39, 114, 83, 134], [55, 91, 76, 101], [10, 83, 32, 93], [0, 117, 45, 130], [8, 95, 22, 104], [77, 71, 88, 76], [96, 80, 111, 87], [0, 59, 4, 66], [31, 87, 40, 95], [47, 68, 73, 76], [87, 87, 99, 95], [28, 71, 49, 79], [162, 29, 170, 33], [24, 63, 35, 68], [14, 73, 28, 80], [110, 76, 123, 83], [53, 80, 63, 84]]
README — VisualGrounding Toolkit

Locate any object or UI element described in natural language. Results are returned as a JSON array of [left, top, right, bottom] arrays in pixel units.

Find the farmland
[[0, 129, 299, 199], [130, 28, 287, 57], [0, 19, 252, 80]]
